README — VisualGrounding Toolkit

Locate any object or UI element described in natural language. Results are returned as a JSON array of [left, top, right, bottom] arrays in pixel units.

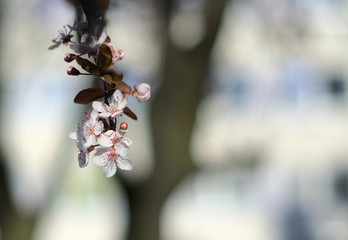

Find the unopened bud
[[120, 122, 128, 130], [118, 50, 125, 60], [64, 53, 76, 62], [106, 44, 125, 67], [133, 83, 151, 102], [67, 66, 80, 76]]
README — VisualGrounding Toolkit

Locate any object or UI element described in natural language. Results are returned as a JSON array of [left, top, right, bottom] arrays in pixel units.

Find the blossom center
[[108, 151, 119, 162], [108, 102, 119, 114], [83, 123, 94, 139], [112, 137, 121, 145]]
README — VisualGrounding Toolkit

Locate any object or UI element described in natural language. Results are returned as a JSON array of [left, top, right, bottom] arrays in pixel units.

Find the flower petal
[[48, 42, 61, 50], [115, 130, 124, 138], [84, 135, 94, 148], [94, 121, 104, 136], [92, 101, 106, 113], [117, 157, 133, 171], [115, 143, 130, 158], [97, 30, 108, 45], [122, 137, 132, 148], [98, 112, 111, 118], [77, 140, 88, 152], [111, 90, 123, 103], [118, 98, 128, 110], [104, 130, 116, 138], [58, 29, 65, 36], [97, 133, 113, 147], [70, 44, 94, 54], [81, 34, 96, 47], [93, 147, 111, 166], [78, 152, 89, 168], [90, 110, 99, 122], [111, 110, 123, 119], [69, 43, 81, 53], [69, 131, 78, 140], [102, 160, 117, 177]]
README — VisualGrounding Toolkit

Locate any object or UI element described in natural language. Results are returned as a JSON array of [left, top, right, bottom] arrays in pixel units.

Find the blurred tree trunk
[[122, 0, 229, 239], [0, 187, 37, 240], [0, 156, 37, 240]]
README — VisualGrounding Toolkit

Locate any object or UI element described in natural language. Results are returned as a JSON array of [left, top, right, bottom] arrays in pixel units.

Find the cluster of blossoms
[[49, 16, 151, 177]]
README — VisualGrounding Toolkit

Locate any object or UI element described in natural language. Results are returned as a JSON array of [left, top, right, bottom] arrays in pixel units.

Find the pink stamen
[[108, 151, 119, 162]]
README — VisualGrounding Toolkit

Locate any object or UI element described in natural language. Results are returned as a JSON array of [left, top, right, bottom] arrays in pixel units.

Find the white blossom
[[70, 30, 107, 54], [92, 90, 127, 119], [69, 111, 104, 167], [93, 130, 133, 177], [48, 25, 72, 50]]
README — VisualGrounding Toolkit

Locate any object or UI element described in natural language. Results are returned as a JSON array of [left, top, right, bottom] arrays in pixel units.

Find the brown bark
[[121, 0, 229, 239]]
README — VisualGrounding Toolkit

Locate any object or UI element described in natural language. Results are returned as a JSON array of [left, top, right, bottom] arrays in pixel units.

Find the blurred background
[[1, 0, 348, 239]]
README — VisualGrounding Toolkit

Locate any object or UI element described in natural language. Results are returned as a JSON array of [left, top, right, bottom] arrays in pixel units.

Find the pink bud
[[118, 50, 125, 60], [120, 122, 128, 130], [106, 44, 124, 67], [64, 53, 76, 62], [67, 66, 80, 76], [133, 83, 151, 102]]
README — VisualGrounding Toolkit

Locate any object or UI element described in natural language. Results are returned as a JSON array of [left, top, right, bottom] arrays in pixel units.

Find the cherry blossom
[[48, 25, 73, 50], [70, 30, 107, 54], [69, 111, 104, 167], [93, 130, 133, 177], [92, 89, 127, 119]]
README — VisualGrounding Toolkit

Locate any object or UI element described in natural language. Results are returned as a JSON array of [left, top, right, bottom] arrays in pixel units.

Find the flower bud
[[67, 66, 80, 76], [64, 53, 76, 62], [106, 44, 125, 67], [120, 122, 128, 130], [133, 83, 151, 102], [118, 50, 125, 60]]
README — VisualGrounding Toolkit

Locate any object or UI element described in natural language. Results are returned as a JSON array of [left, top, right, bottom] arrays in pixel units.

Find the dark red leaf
[[100, 70, 123, 84], [116, 81, 132, 95], [123, 107, 138, 120], [74, 88, 105, 104], [97, 43, 113, 70], [74, 56, 101, 75]]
